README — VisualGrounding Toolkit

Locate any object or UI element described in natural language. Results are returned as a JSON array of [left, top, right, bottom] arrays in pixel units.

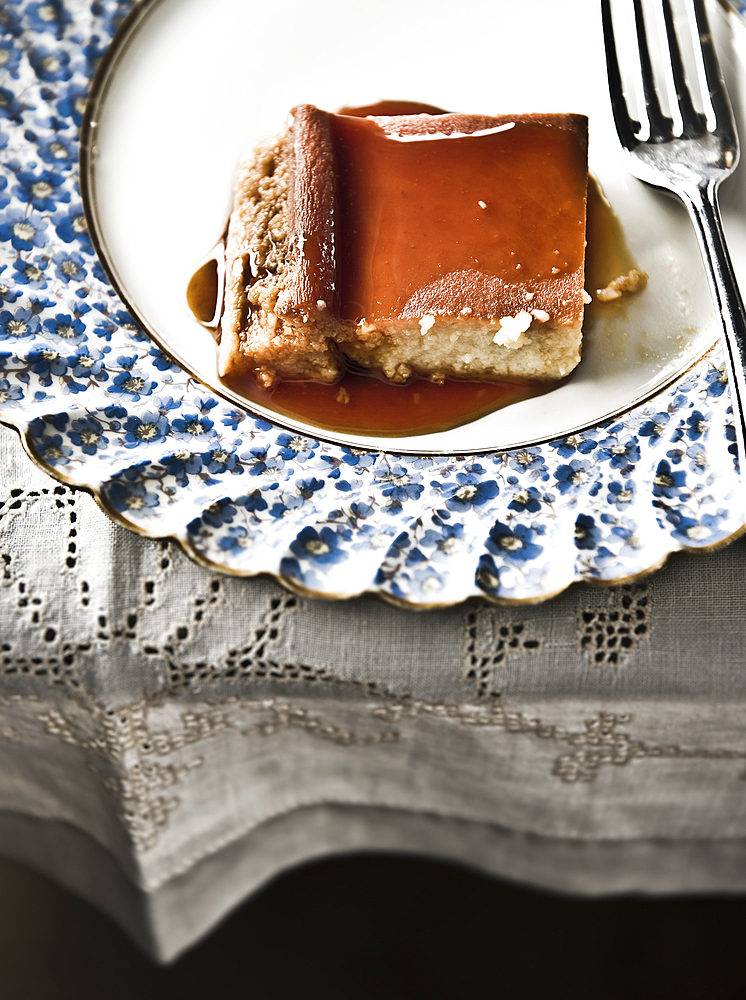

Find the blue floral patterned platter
[[0, 0, 743, 608]]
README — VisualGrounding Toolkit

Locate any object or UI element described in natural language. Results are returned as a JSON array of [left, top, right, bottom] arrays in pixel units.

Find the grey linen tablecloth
[[2, 421, 746, 960]]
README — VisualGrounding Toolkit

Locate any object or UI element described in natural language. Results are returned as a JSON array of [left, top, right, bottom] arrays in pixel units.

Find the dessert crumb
[[419, 314, 436, 335], [596, 268, 648, 302]]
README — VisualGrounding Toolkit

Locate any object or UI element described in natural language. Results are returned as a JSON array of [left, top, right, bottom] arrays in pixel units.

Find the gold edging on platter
[[3, 415, 744, 611]]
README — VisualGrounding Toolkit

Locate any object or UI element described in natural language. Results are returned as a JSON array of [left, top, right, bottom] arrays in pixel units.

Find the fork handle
[[681, 180, 746, 493]]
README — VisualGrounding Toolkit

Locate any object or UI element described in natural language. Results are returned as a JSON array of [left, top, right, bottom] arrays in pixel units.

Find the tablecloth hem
[[2, 803, 746, 962]]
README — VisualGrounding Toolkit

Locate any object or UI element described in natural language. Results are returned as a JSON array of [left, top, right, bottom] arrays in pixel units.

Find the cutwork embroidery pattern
[[576, 583, 652, 667], [463, 607, 543, 696], [163, 592, 342, 691]]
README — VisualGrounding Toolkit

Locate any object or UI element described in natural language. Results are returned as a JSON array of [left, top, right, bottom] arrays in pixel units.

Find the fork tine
[[632, 0, 674, 141], [691, 0, 737, 136], [661, 0, 707, 137], [601, 0, 641, 149]]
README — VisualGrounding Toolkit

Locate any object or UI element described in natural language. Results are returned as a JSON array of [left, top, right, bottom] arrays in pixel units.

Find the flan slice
[[219, 103, 589, 389]]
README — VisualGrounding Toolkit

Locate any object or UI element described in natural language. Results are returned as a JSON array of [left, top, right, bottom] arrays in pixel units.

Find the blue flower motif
[[83, 34, 109, 76], [236, 489, 268, 514], [638, 411, 670, 444], [652, 459, 688, 499], [269, 500, 289, 519], [705, 364, 728, 397], [28, 347, 67, 382], [199, 500, 238, 529], [0, 307, 41, 340], [408, 565, 448, 598], [236, 448, 269, 476], [218, 525, 253, 551], [669, 512, 724, 545], [507, 485, 543, 513], [277, 432, 318, 462], [37, 133, 75, 166], [107, 480, 160, 516], [28, 45, 72, 83], [53, 249, 86, 283], [56, 82, 88, 126], [0, 264, 20, 304], [27, 1, 71, 39], [375, 463, 424, 502], [109, 365, 156, 400], [437, 472, 499, 510], [122, 411, 170, 448], [69, 344, 107, 378], [554, 458, 595, 494], [153, 394, 181, 413], [284, 477, 325, 508], [418, 521, 465, 562], [475, 554, 500, 593], [549, 433, 596, 457], [595, 434, 640, 473], [486, 521, 543, 562], [0, 87, 23, 123], [0, 210, 49, 250], [221, 409, 245, 431], [340, 447, 377, 468], [289, 526, 347, 566], [53, 205, 93, 252], [147, 345, 180, 372], [607, 479, 636, 509], [35, 432, 72, 465], [13, 169, 69, 211], [162, 452, 203, 480], [574, 513, 602, 550], [69, 415, 108, 454], [0, 42, 21, 80], [171, 412, 214, 440], [508, 447, 545, 473], [0, 378, 23, 406], [685, 410, 709, 440], [42, 312, 86, 343], [201, 446, 242, 475], [0, 6, 22, 37], [13, 256, 49, 288], [686, 442, 708, 474]]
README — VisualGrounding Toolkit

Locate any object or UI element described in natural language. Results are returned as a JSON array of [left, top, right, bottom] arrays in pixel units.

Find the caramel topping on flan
[[280, 104, 588, 330]]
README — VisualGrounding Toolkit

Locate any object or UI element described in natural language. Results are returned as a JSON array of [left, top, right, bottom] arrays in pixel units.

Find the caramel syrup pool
[[187, 177, 636, 436]]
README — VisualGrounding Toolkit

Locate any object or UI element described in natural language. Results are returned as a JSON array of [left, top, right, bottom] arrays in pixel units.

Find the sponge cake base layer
[[340, 318, 582, 384]]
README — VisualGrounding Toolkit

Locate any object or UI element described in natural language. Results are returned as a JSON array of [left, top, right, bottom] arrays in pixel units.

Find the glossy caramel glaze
[[280, 104, 588, 330], [186, 258, 219, 324], [229, 368, 554, 435], [329, 112, 588, 326]]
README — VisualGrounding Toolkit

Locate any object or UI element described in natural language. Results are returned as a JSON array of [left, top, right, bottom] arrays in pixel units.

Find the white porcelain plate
[[86, 0, 738, 454]]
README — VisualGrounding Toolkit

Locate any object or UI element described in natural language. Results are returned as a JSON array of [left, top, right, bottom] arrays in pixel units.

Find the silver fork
[[602, 0, 746, 493]]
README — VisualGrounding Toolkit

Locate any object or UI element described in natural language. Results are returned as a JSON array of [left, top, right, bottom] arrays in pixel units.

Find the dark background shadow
[[0, 851, 744, 999]]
